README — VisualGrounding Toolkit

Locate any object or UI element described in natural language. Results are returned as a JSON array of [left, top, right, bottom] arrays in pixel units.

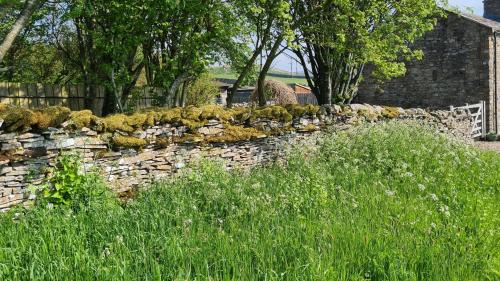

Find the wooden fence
[[0, 82, 159, 115]]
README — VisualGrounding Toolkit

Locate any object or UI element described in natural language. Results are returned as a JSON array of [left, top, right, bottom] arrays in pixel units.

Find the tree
[[0, 0, 43, 71], [142, 0, 241, 108], [292, 0, 446, 105]]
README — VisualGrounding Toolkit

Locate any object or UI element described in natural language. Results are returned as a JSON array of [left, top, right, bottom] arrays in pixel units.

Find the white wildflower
[[102, 247, 111, 257], [116, 235, 124, 244], [385, 190, 396, 197], [183, 219, 193, 227], [429, 193, 438, 201], [417, 184, 426, 191], [404, 172, 414, 177], [439, 205, 450, 217]]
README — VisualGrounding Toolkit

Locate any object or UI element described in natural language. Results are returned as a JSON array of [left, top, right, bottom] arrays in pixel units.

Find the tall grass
[[0, 122, 498, 280]]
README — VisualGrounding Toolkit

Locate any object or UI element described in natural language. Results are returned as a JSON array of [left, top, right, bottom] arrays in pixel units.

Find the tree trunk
[[101, 86, 117, 116], [121, 61, 144, 109], [318, 71, 332, 105], [256, 37, 283, 107], [227, 46, 264, 108], [167, 72, 189, 107], [0, 0, 39, 63]]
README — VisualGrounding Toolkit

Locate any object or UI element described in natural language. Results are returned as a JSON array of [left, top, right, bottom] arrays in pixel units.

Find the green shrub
[[30, 153, 115, 211], [186, 73, 220, 107]]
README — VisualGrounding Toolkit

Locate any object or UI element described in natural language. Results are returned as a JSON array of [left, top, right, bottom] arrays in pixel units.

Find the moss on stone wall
[[0, 103, 323, 135], [34, 107, 72, 130], [112, 135, 148, 149], [0, 106, 36, 132], [382, 107, 402, 119], [206, 125, 266, 143]]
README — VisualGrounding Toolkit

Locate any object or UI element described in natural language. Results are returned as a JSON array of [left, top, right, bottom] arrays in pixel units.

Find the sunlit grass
[[0, 122, 498, 280]]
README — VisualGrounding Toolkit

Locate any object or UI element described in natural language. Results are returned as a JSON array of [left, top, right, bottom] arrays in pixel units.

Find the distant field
[[210, 67, 308, 86]]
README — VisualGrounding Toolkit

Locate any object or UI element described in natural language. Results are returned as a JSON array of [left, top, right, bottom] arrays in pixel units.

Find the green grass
[[0, 122, 499, 280], [210, 66, 308, 85]]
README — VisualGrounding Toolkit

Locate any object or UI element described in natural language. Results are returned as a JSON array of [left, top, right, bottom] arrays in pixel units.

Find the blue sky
[[450, 0, 483, 14], [275, 0, 485, 72]]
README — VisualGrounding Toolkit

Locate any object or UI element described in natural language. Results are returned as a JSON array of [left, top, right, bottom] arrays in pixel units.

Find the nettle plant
[[31, 153, 108, 209]]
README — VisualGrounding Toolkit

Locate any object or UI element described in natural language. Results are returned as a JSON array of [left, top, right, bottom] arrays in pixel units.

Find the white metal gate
[[450, 101, 486, 138]]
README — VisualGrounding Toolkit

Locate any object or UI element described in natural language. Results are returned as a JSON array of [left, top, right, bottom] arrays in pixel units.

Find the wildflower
[[439, 205, 450, 217], [183, 219, 193, 228], [404, 172, 414, 177], [429, 193, 438, 201], [102, 247, 111, 257], [385, 190, 396, 197], [116, 235, 124, 244], [430, 222, 437, 229], [417, 184, 426, 191]]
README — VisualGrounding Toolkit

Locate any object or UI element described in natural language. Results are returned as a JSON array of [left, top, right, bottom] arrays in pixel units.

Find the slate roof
[[454, 11, 500, 31]]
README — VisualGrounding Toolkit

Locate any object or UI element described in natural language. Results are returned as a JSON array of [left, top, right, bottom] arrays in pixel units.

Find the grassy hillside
[[210, 66, 308, 86], [0, 122, 499, 280]]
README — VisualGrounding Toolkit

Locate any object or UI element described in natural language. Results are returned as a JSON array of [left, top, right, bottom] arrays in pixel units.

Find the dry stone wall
[[0, 104, 473, 211], [356, 12, 499, 132]]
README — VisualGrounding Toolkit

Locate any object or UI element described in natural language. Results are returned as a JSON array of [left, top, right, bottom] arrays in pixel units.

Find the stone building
[[356, 0, 500, 133]]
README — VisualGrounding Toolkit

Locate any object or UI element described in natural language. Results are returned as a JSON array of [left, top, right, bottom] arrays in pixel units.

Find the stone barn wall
[[356, 12, 499, 132], [0, 104, 473, 212]]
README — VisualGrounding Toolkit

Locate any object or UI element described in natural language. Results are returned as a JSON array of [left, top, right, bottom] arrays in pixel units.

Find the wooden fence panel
[[0, 82, 168, 115]]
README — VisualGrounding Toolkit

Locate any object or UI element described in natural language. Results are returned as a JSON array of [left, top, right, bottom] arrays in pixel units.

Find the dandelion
[[417, 184, 426, 191]]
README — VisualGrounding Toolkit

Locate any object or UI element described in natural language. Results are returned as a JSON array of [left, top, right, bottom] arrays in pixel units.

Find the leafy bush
[[1, 122, 498, 280], [30, 153, 115, 211], [186, 73, 220, 107]]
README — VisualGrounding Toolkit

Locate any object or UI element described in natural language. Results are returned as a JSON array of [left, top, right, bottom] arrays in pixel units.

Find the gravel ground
[[475, 141, 500, 152]]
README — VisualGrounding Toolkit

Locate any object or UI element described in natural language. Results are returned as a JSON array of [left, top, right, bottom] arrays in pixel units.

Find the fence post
[[482, 100, 487, 138]]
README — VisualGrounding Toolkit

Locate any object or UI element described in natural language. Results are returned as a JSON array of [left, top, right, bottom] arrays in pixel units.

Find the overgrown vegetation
[[29, 153, 115, 210], [1, 123, 498, 280]]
